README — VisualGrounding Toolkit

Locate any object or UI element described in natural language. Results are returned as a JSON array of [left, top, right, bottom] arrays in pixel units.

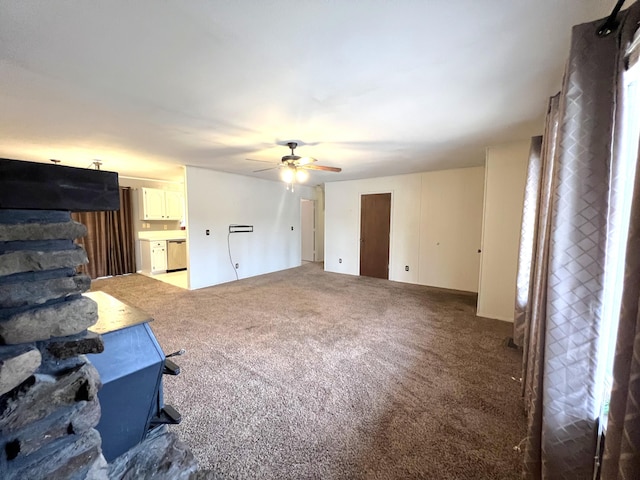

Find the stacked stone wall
[[0, 209, 108, 480]]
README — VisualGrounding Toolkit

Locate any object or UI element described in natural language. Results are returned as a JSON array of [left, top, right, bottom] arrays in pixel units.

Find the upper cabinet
[[139, 187, 184, 220], [164, 190, 184, 220], [141, 188, 166, 220]]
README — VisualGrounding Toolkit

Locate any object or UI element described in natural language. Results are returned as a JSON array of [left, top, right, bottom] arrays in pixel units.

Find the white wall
[[419, 168, 485, 291], [477, 141, 530, 321], [324, 167, 484, 291], [325, 174, 421, 283], [185, 166, 316, 290]]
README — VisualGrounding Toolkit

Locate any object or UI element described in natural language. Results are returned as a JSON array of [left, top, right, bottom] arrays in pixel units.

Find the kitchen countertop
[[138, 230, 186, 241]]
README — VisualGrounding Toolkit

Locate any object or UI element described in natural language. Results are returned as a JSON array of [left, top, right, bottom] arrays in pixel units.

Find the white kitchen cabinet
[[140, 240, 167, 274], [139, 188, 184, 221], [164, 190, 184, 220], [151, 242, 167, 273], [141, 188, 166, 220]]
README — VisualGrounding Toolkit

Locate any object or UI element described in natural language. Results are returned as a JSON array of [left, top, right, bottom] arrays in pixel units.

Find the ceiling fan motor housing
[[282, 142, 300, 164], [282, 155, 301, 164], [271, 140, 339, 171]]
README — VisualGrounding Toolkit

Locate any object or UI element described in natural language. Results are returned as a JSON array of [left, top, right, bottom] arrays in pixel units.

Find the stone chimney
[[0, 159, 197, 479], [0, 158, 119, 478]]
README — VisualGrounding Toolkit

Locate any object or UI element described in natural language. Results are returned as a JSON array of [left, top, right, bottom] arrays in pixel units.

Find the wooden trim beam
[[0, 158, 119, 212]]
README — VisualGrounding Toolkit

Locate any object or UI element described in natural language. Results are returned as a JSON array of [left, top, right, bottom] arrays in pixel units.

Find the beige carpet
[[92, 262, 526, 479]]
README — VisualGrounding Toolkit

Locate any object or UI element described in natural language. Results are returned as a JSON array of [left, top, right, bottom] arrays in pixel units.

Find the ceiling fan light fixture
[[261, 141, 340, 189], [280, 166, 295, 183], [295, 168, 309, 183]]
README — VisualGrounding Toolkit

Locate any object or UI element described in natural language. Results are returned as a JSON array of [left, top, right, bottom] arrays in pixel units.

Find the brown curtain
[[514, 3, 640, 478], [73, 187, 136, 279], [601, 22, 640, 480]]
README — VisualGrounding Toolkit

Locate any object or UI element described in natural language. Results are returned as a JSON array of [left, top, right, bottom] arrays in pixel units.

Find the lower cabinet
[[140, 240, 167, 274]]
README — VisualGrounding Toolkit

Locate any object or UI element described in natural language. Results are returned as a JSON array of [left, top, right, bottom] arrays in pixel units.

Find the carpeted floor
[[91, 262, 526, 479]]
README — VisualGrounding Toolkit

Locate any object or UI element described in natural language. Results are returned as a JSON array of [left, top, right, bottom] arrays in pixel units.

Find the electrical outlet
[[235, 263, 239, 269], [339, 258, 342, 264], [291, 226, 294, 231], [205, 229, 210, 236], [405, 265, 409, 271]]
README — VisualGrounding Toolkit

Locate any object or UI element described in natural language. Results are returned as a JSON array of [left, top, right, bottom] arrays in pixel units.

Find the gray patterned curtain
[[514, 3, 640, 478], [519, 95, 560, 436], [513, 135, 542, 348]]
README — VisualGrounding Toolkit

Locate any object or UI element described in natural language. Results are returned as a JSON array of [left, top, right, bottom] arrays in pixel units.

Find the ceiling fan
[[249, 142, 341, 189]]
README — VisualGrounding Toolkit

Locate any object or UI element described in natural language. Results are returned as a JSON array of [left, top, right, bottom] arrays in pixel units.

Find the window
[[598, 58, 640, 431]]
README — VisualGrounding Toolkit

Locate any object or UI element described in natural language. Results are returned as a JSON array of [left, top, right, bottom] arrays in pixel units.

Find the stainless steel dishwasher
[[166, 240, 187, 271]]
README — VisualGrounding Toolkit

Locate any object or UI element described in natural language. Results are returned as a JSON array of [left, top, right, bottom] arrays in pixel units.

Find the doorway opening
[[301, 199, 315, 262]]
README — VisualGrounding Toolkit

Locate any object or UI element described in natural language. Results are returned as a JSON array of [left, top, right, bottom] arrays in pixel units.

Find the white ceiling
[[0, 0, 617, 183]]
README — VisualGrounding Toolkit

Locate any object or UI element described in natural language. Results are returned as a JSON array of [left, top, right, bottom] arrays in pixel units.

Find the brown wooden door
[[360, 193, 391, 279]]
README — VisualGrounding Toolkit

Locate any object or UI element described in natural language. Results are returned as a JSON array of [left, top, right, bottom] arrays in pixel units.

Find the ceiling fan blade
[[253, 166, 278, 172], [245, 158, 274, 163], [302, 164, 342, 172], [296, 156, 317, 166]]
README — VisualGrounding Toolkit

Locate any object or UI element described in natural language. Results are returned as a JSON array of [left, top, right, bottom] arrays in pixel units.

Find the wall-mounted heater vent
[[229, 224, 253, 233]]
